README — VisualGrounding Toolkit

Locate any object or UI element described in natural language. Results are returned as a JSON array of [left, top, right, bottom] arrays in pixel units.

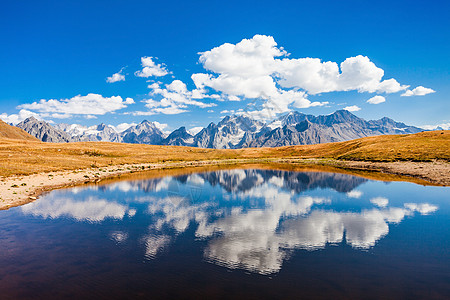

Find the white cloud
[[343, 105, 361, 112], [131, 106, 187, 116], [192, 73, 279, 99], [142, 235, 171, 259], [147, 82, 161, 90], [220, 109, 235, 114], [166, 79, 188, 93], [370, 197, 389, 208], [192, 35, 415, 119], [106, 69, 125, 83], [152, 121, 169, 134], [199, 35, 285, 77], [111, 122, 137, 133], [347, 190, 363, 198], [188, 127, 203, 135], [193, 36, 328, 118], [338, 57, 407, 93], [0, 109, 42, 125], [276, 55, 408, 94], [137, 79, 217, 115], [367, 95, 386, 104], [135, 56, 169, 78], [18, 94, 134, 118], [404, 203, 438, 215], [421, 122, 450, 130], [21, 194, 130, 222], [375, 78, 408, 94], [141, 97, 188, 116], [124, 97, 135, 104], [152, 121, 168, 130], [401, 86, 435, 97]]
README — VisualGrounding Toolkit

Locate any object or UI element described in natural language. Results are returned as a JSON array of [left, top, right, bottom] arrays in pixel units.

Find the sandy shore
[[327, 160, 450, 186], [1, 158, 449, 210]]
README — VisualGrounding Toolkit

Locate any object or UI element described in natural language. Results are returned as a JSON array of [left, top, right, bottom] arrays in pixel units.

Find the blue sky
[[1, 0, 449, 132]]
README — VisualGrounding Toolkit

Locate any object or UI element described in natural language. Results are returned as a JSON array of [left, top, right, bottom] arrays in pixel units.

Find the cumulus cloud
[[401, 86, 435, 97], [277, 56, 408, 94], [138, 79, 217, 115], [375, 78, 408, 94], [347, 190, 363, 198], [367, 95, 386, 104], [21, 194, 130, 222], [190, 35, 425, 118], [0, 109, 42, 125], [106, 69, 126, 83], [152, 121, 170, 134], [135, 56, 169, 78], [18, 94, 134, 118], [370, 197, 389, 208], [404, 203, 438, 215], [343, 105, 361, 112], [192, 35, 329, 118]]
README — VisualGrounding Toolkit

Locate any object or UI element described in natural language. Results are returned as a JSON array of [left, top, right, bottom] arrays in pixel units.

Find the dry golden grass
[[0, 119, 38, 141], [0, 130, 449, 177], [283, 130, 450, 162]]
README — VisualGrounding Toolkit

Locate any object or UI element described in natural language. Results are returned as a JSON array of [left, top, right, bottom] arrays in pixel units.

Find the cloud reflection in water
[[21, 194, 130, 222], [20, 169, 439, 275]]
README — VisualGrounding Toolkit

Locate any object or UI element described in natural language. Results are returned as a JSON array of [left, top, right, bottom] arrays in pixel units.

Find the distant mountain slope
[[162, 127, 194, 146], [15, 110, 424, 147], [122, 120, 166, 144], [192, 115, 264, 149], [54, 123, 122, 142], [16, 117, 71, 142], [0, 119, 39, 141], [243, 110, 423, 148]]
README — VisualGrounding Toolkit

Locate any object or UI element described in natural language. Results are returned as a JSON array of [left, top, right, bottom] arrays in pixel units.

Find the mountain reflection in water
[[20, 169, 439, 275]]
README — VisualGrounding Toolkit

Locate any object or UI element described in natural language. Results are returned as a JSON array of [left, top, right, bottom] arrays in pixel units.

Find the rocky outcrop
[[121, 120, 165, 144], [17, 117, 71, 143]]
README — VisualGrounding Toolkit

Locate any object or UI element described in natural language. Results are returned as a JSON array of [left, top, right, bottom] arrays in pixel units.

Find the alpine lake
[[0, 167, 449, 299]]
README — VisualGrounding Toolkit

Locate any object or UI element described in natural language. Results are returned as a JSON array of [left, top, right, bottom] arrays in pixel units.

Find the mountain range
[[14, 110, 424, 148]]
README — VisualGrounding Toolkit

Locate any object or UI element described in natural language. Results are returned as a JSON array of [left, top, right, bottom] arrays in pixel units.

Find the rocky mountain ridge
[[14, 110, 424, 148], [17, 117, 72, 143]]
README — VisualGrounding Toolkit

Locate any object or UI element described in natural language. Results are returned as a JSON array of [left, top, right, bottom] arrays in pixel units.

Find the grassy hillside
[[0, 120, 39, 141], [0, 130, 448, 177], [278, 130, 450, 162]]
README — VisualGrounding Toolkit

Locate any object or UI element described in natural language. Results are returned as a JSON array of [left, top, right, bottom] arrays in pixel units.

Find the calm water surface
[[0, 169, 449, 299]]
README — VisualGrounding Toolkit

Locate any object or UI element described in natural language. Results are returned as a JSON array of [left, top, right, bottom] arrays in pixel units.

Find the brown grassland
[[0, 125, 449, 209], [0, 129, 449, 178]]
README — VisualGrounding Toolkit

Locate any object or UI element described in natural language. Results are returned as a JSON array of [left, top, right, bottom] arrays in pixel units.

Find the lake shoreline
[[1, 158, 449, 210]]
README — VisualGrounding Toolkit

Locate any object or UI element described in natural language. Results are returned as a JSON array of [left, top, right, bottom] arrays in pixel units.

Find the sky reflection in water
[[19, 169, 441, 274]]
